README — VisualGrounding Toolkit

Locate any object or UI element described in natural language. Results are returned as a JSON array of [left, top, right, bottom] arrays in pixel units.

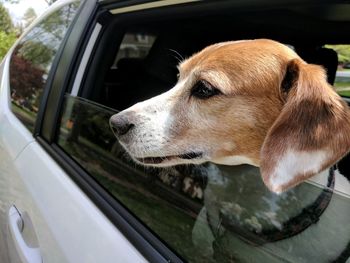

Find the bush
[[0, 30, 16, 61]]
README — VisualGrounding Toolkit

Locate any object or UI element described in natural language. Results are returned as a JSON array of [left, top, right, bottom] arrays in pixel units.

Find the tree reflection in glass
[[9, 2, 81, 132]]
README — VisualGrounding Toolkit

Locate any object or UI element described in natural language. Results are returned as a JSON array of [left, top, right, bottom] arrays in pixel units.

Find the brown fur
[[261, 59, 350, 192]]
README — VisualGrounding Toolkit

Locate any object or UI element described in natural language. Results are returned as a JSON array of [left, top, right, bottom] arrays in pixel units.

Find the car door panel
[[0, 5, 147, 261], [11, 141, 146, 263], [0, 52, 35, 263], [0, 55, 34, 159], [0, 101, 147, 262]]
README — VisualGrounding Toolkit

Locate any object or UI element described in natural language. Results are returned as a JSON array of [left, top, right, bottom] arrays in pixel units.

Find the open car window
[[54, 5, 350, 262]]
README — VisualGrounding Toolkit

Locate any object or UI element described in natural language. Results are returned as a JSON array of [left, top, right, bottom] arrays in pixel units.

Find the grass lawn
[[338, 90, 350, 97], [11, 103, 36, 130], [334, 81, 350, 97]]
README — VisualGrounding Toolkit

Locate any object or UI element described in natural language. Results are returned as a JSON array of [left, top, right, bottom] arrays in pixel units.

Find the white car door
[[0, 1, 147, 262]]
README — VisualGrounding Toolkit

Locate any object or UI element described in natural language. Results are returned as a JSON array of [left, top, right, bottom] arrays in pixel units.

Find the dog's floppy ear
[[261, 58, 350, 193]]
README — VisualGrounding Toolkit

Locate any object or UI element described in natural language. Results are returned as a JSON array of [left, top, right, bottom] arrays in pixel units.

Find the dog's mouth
[[136, 152, 203, 165]]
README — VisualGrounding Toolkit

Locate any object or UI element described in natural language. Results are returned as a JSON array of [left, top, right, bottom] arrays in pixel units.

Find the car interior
[[83, 2, 350, 105], [57, 1, 350, 262]]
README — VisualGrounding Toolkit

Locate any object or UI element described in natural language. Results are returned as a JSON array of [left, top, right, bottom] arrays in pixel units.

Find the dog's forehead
[[179, 39, 297, 76], [179, 41, 240, 75], [175, 39, 300, 96]]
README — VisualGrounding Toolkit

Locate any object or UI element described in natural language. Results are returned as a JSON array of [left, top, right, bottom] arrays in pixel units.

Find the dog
[[109, 39, 350, 194]]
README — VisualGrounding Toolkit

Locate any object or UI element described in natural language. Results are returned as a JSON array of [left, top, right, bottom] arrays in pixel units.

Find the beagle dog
[[110, 39, 350, 193]]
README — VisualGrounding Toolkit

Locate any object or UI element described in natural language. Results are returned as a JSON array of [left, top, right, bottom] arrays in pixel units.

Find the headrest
[[117, 58, 144, 71]]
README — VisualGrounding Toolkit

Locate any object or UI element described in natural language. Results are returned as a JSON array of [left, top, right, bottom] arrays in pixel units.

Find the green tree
[[19, 40, 54, 68], [23, 7, 37, 28], [0, 3, 15, 61], [0, 3, 13, 33], [0, 30, 16, 60]]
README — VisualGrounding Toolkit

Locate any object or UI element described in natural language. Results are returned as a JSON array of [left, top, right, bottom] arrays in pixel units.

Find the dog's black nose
[[110, 114, 134, 136]]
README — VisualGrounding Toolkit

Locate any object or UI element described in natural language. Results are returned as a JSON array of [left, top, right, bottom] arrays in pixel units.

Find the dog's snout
[[110, 114, 135, 137]]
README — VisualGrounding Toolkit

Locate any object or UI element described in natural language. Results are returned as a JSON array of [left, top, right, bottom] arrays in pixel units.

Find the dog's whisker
[[167, 48, 184, 64]]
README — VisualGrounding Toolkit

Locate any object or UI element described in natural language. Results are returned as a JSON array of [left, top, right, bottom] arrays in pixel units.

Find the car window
[[9, 1, 81, 132], [325, 44, 350, 97], [55, 26, 350, 262], [57, 93, 350, 263]]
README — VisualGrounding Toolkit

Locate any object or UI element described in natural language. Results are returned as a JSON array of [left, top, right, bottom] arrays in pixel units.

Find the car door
[[0, 0, 147, 262]]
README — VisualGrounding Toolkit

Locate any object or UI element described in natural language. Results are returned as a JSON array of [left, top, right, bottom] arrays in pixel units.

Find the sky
[[3, 0, 49, 25]]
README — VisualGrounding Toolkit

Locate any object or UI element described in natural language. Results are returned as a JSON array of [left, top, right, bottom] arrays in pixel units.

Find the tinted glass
[[57, 94, 350, 263], [10, 1, 81, 132]]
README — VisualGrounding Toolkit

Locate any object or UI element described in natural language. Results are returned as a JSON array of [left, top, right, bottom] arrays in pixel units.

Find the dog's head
[[110, 39, 350, 193]]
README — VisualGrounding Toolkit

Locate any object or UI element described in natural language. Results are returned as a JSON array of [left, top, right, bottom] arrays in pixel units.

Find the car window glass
[[325, 44, 350, 97], [9, 1, 81, 132], [57, 92, 350, 262]]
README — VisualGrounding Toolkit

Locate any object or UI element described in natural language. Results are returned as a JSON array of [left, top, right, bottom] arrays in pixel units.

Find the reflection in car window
[[57, 94, 350, 263], [9, 1, 81, 132]]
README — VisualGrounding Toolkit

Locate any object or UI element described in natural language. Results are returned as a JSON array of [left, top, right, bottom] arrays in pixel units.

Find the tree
[[0, 30, 16, 60], [23, 7, 37, 28], [10, 52, 45, 98], [19, 40, 54, 68], [0, 3, 13, 33], [0, 3, 15, 61]]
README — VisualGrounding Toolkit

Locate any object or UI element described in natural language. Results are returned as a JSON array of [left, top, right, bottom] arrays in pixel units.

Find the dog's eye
[[191, 80, 221, 99]]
